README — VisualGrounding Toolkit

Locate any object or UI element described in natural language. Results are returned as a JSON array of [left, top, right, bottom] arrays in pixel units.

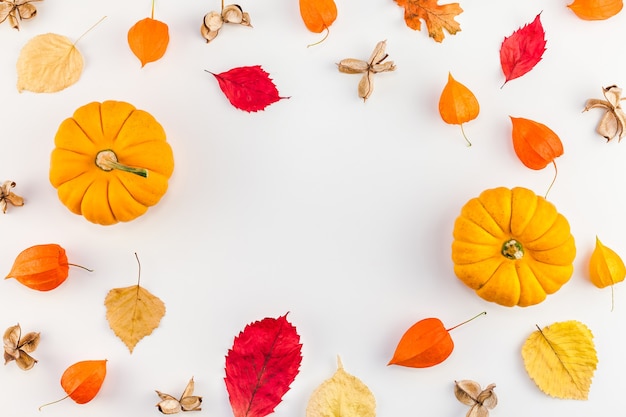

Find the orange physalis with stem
[[438, 72, 480, 146], [39, 360, 107, 410], [568, 0, 623, 20], [388, 312, 486, 368], [299, 0, 337, 46], [510, 117, 563, 197], [128, 0, 170, 67], [5, 243, 92, 291], [589, 236, 626, 311]]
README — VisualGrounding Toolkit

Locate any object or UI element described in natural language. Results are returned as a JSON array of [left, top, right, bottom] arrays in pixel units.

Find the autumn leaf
[[299, 0, 337, 45], [438, 72, 480, 146], [510, 116, 563, 197], [225, 313, 302, 417], [500, 13, 546, 86], [393, 0, 463, 43], [205, 65, 289, 112], [128, 0, 169, 67], [104, 254, 165, 353], [388, 312, 485, 368], [39, 360, 107, 409], [306, 356, 376, 417], [589, 236, 625, 310], [521, 321, 597, 400]]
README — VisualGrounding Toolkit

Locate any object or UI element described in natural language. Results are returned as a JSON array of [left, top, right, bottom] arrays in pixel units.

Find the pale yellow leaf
[[521, 321, 597, 400], [104, 284, 165, 353], [306, 356, 376, 417], [16, 33, 84, 93]]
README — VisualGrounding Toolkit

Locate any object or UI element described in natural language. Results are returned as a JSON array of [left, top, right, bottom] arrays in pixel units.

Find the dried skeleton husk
[[584, 85, 626, 142], [156, 377, 202, 414], [454, 380, 497, 417], [3, 324, 40, 371], [200, 4, 251, 43], [0, 0, 42, 30], [0, 180, 24, 214], [337, 40, 396, 102]]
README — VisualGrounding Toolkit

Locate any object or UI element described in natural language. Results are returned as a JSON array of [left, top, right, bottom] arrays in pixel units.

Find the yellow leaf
[[16, 33, 84, 93], [306, 356, 376, 417], [521, 321, 597, 400], [104, 255, 165, 353]]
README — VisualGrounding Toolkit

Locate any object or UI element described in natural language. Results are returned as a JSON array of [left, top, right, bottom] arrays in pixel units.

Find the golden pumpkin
[[50, 101, 174, 225], [451, 187, 576, 307]]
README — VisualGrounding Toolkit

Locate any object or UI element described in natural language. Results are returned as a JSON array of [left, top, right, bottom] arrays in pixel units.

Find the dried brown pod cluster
[[0, 181, 24, 213], [156, 377, 203, 414], [454, 380, 497, 417], [584, 85, 626, 142], [201, 3, 251, 43], [3, 324, 40, 370], [0, 0, 42, 30], [337, 40, 396, 102]]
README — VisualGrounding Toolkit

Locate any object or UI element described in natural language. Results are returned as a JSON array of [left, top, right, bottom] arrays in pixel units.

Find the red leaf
[[206, 65, 289, 112], [500, 13, 546, 86], [225, 314, 302, 417]]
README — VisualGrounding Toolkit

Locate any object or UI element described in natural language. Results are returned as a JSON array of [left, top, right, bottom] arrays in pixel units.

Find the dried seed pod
[[337, 58, 369, 74], [3, 324, 40, 370], [156, 377, 202, 414], [0, 180, 24, 213], [454, 380, 497, 417], [200, 4, 252, 43], [222, 4, 251, 26], [584, 85, 626, 141]]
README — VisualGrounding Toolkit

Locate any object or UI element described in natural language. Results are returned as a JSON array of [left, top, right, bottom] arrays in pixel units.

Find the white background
[[1, 0, 626, 416]]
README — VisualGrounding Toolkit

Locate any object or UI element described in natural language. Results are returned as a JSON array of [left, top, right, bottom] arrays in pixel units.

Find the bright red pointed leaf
[[225, 314, 302, 417], [206, 65, 289, 112], [500, 13, 546, 86]]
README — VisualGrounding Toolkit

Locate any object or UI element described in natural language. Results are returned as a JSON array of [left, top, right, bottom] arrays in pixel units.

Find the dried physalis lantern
[[0, 0, 42, 30], [337, 40, 396, 102], [155, 377, 202, 414], [201, 3, 251, 43], [584, 85, 626, 141], [3, 323, 40, 370], [454, 380, 497, 417], [0, 181, 24, 213]]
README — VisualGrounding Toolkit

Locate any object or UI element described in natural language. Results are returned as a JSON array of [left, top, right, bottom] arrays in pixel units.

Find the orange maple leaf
[[394, 0, 463, 42]]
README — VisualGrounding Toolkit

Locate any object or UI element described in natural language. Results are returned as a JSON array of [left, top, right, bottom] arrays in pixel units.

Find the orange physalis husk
[[438, 72, 480, 146], [299, 0, 337, 46], [5, 244, 91, 291], [388, 312, 485, 368], [39, 360, 107, 410], [128, 1, 170, 67], [510, 116, 564, 197], [568, 0, 623, 20], [589, 236, 625, 311]]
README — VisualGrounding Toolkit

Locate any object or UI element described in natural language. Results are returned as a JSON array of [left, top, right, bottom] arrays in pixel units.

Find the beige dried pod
[[0, 180, 24, 213], [337, 58, 369, 74], [201, 4, 252, 43], [222, 4, 251, 26], [337, 40, 395, 102], [454, 380, 497, 417], [201, 10, 223, 42], [584, 85, 626, 142], [3, 324, 40, 371], [155, 377, 202, 414]]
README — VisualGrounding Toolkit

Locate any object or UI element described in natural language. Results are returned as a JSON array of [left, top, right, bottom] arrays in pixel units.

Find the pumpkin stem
[[502, 239, 524, 260], [95, 150, 148, 178]]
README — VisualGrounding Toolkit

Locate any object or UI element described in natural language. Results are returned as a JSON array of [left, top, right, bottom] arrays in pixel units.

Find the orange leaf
[[388, 312, 485, 368], [438, 72, 479, 146], [39, 360, 107, 409], [393, 0, 462, 42], [128, 3, 169, 68], [510, 117, 563, 170], [568, 0, 623, 20]]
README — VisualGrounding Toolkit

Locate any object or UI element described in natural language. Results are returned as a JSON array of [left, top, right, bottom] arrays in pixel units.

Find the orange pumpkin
[[50, 101, 174, 225]]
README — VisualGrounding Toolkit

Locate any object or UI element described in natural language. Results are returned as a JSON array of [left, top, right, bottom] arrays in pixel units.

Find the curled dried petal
[[180, 396, 202, 411], [454, 380, 482, 405], [0, 181, 24, 213], [358, 71, 374, 101], [157, 398, 182, 414], [337, 59, 369, 74]]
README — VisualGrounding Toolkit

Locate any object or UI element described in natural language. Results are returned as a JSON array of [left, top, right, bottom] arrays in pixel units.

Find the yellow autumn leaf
[[521, 321, 597, 400], [306, 356, 376, 417], [104, 255, 165, 353], [16, 33, 84, 93]]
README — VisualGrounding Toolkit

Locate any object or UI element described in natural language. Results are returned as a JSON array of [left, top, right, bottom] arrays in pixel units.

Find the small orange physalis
[[438, 72, 480, 146], [299, 0, 337, 46], [510, 116, 564, 197], [568, 0, 623, 20], [39, 360, 107, 410], [388, 312, 485, 368], [128, 0, 170, 67], [589, 236, 626, 310], [5, 244, 92, 291]]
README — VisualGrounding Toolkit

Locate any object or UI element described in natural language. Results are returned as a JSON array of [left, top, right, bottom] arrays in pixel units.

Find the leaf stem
[[446, 311, 486, 332], [307, 26, 329, 48], [460, 123, 472, 147], [68, 263, 94, 272], [544, 160, 558, 199], [38, 394, 70, 411], [151, 0, 155, 19], [74, 16, 107, 46], [134, 252, 142, 286]]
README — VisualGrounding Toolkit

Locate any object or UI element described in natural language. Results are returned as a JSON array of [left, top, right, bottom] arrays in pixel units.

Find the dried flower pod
[[0, 0, 42, 30], [0, 181, 24, 213], [584, 85, 626, 141], [3, 324, 40, 370], [156, 377, 202, 414], [454, 380, 497, 417], [200, 3, 251, 43]]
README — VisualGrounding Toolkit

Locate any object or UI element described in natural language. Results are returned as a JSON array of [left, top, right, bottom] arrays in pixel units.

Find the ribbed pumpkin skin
[[451, 187, 576, 307], [50, 101, 174, 225]]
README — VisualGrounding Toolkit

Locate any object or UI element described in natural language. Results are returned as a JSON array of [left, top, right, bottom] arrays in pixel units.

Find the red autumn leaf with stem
[[205, 65, 289, 112], [388, 312, 486, 368], [225, 313, 302, 417], [5, 243, 92, 291], [128, 0, 170, 67], [510, 116, 564, 198], [39, 360, 107, 410], [500, 13, 546, 87]]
